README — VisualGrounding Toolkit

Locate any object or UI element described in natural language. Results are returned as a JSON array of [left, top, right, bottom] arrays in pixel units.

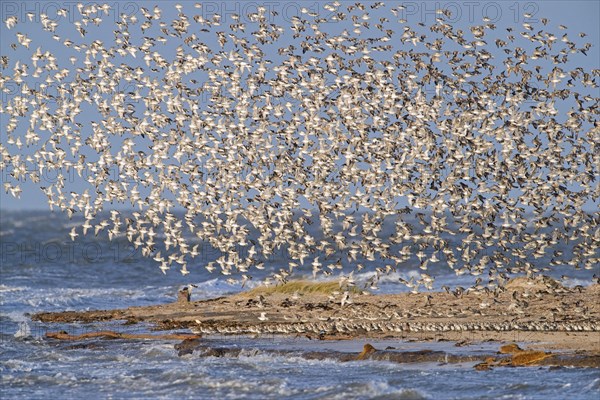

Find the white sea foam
[[584, 377, 600, 391], [0, 284, 26, 293], [2, 311, 29, 323], [235, 351, 344, 367], [21, 287, 148, 308], [2, 359, 34, 373], [189, 278, 244, 299], [0, 285, 171, 311]]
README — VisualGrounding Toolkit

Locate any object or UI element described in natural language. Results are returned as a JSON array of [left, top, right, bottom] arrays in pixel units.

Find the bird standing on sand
[[258, 312, 269, 322]]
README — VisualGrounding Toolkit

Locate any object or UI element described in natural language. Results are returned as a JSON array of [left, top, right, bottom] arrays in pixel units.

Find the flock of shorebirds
[[192, 319, 600, 336], [1, 2, 598, 292]]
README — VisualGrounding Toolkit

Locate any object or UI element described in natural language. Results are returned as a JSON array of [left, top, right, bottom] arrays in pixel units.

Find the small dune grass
[[245, 280, 362, 296]]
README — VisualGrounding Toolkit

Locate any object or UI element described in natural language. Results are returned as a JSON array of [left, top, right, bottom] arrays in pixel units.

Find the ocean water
[[1, 210, 598, 399]]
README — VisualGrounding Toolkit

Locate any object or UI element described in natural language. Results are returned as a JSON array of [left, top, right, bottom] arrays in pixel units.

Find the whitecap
[[2, 311, 29, 322], [0, 284, 26, 293], [2, 359, 34, 373]]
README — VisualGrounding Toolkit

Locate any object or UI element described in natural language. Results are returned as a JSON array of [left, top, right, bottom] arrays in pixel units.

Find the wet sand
[[33, 278, 600, 360]]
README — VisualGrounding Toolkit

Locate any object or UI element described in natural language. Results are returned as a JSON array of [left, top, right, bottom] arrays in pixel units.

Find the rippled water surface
[[1, 211, 598, 399]]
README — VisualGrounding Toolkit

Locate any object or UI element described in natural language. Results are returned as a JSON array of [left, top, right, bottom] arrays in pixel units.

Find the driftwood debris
[[46, 330, 201, 341]]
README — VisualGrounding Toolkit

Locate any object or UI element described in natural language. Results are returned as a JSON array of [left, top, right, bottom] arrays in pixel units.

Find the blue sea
[[1, 210, 598, 399]]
